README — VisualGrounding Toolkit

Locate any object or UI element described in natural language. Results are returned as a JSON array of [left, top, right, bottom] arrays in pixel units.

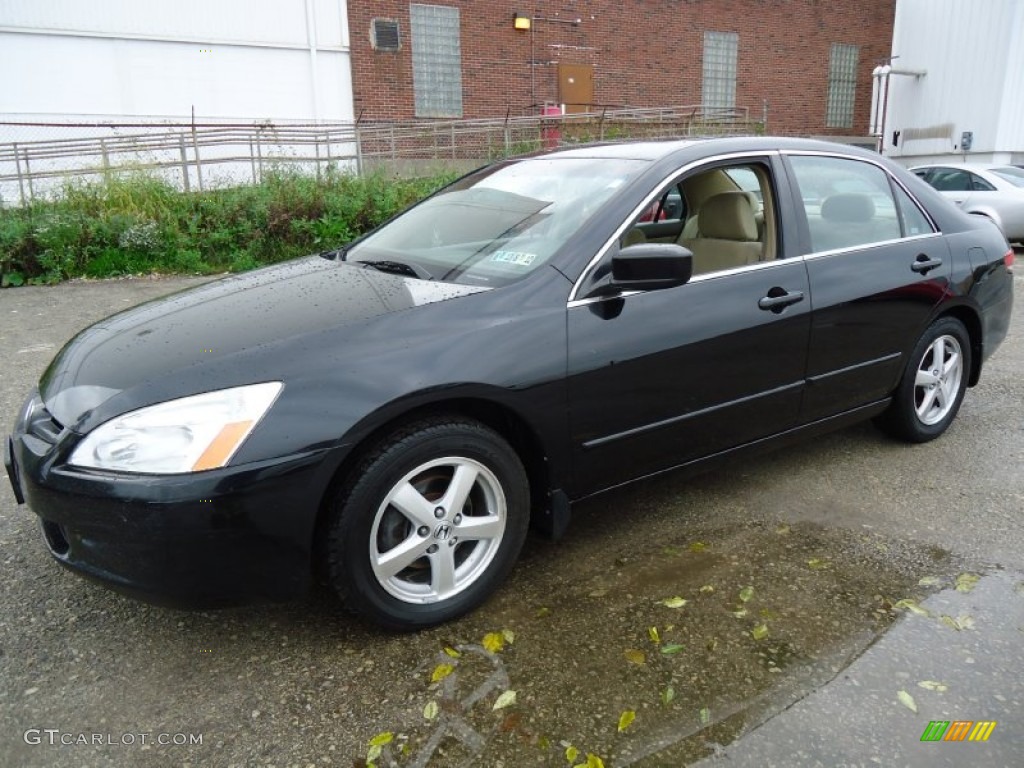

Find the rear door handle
[[758, 288, 804, 312], [911, 254, 943, 274]]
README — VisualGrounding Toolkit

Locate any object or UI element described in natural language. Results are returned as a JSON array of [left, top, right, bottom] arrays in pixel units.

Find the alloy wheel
[[369, 457, 506, 604], [914, 334, 963, 426]]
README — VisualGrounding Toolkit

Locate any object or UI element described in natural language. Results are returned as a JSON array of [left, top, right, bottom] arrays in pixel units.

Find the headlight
[[68, 382, 282, 474]]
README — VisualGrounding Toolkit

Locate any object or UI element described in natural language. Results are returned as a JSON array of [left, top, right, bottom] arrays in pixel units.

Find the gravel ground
[[1, 268, 1021, 767]]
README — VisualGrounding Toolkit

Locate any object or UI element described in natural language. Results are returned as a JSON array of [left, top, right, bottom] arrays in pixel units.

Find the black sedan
[[5, 137, 1014, 630]]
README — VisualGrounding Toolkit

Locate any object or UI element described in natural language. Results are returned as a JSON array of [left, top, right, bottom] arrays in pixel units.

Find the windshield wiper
[[357, 259, 434, 281]]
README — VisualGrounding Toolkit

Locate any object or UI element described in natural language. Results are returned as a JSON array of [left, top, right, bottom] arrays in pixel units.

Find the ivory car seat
[[680, 192, 761, 274]]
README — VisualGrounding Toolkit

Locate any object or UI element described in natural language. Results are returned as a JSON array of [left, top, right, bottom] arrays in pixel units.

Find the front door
[[566, 155, 811, 496]]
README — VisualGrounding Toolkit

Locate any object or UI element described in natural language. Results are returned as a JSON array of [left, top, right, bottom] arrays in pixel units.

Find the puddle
[[4, 501, 997, 768], [347, 518, 968, 767]]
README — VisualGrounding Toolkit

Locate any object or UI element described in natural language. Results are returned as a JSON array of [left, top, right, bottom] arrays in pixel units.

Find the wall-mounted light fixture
[[513, 12, 531, 31]]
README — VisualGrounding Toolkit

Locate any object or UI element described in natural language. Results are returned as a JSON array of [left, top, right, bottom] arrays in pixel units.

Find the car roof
[[910, 162, 1001, 171], [531, 136, 883, 163], [541, 140, 698, 160]]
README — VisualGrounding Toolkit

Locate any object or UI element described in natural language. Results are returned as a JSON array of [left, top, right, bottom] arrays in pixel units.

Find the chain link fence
[[0, 106, 763, 205]]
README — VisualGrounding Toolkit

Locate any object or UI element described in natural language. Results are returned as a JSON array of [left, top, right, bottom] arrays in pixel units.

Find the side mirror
[[609, 243, 693, 293]]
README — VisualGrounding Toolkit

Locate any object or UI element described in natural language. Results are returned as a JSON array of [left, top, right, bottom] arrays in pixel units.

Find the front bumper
[[7, 399, 336, 608]]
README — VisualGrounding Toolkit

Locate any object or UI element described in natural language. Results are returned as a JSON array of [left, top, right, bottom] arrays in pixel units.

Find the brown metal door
[[558, 64, 593, 114]]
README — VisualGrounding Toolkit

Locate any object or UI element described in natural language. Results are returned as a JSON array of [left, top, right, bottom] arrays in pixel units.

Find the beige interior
[[680, 191, 762, 274], [620, 163, 778, 276]]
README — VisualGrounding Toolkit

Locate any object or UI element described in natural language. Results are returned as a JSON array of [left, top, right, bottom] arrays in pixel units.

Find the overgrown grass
[[0, 168, 457, 286]]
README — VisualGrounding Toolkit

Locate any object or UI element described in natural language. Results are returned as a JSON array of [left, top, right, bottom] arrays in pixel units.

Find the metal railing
[[0, 105, 761, 205]]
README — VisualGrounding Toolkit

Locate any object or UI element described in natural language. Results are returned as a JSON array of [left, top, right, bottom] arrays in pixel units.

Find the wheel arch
[[965, 207, 1003, 233], [936, 303, 983, 386], [310, 396, 556, 580]]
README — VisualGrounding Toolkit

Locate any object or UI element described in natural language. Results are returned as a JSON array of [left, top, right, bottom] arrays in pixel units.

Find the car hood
[[39, 256, 488, 427]]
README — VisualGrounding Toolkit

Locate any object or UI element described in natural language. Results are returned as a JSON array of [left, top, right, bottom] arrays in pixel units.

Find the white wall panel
[[994, 0, 1024, 152], [313, 0, 349, 49], [0, 33, 353, 121], [0, 1, 353, 123], [886, 0, 1021, 161], [0, 0, 318, 47]]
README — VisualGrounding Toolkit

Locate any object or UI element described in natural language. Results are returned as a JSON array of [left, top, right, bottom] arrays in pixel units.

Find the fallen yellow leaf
[[955, 572, 981, 593], [482, 632, 505, 653], [493, 689, 517, 710], [618, 709, 636, 732], [624, 649, 646, 664], [368, 731, 393, 747], [897, 689, 918, 712], [431, 663, 454, 683]]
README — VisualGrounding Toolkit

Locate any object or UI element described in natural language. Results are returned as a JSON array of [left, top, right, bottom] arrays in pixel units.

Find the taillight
[[1005, 248, 1015, 272]]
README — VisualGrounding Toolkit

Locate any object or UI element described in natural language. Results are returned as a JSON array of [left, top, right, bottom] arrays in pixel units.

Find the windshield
[[347, 157, 648, 286], [989, 167, 1024, 188]]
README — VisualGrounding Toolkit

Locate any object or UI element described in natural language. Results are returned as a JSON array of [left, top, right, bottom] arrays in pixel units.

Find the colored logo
[[921, 720, 997, 742]]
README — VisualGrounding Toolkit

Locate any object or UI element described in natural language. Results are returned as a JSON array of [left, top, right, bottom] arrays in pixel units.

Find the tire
[[876, 316, 971, 443], [326, 417, 529, 630]]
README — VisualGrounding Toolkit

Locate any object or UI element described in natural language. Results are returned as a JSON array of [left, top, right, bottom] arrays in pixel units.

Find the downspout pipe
[[870, 64, 926, 155]]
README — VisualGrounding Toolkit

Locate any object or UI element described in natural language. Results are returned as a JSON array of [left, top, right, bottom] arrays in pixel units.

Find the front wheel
[[876, 316, 971, 443], [326, 418, 529, 630]]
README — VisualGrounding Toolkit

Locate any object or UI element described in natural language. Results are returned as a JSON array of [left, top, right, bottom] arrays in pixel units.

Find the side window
[[892, 183, 935, 237], [788, 155, 901, 252], [648, 161, 778, 276], [621, 162, 778, 276], [969, 173, 995, 192], [637, 185, 685, 224], [929, 169, 971, 192], [621, 183, 687, 248]]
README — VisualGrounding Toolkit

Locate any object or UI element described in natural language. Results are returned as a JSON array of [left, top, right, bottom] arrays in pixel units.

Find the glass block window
[[410, 4, 463, 118], [702, 32, 739, 112], [826, 44, 859, 129]]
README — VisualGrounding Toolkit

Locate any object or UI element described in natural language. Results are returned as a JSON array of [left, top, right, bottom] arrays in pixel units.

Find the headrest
[[698, 192, 758, 241], [821, 193, 875, 223]]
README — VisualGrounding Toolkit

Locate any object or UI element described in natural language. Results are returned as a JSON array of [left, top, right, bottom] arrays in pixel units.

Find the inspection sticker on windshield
[[489, 250, 537, 267]]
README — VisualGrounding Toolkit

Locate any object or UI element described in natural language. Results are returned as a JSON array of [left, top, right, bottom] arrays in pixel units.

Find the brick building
[[347, 0, 895, 136]]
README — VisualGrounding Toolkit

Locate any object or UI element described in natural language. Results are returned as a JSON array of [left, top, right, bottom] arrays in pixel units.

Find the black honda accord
[[5, 137, 1014, 630]]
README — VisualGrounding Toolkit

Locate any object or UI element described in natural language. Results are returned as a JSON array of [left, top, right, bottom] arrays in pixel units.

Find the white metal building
[[0, 0, 355, 200], [0, 0, 354, 124], [876, 0, 1024, 165]]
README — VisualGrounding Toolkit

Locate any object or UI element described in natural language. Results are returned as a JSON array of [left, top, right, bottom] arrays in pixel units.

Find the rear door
[[785, 153, 951, 422]]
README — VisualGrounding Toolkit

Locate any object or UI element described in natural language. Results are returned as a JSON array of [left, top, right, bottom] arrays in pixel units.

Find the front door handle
[[758, 288, 805, 313], [911, 254, 943, 274]]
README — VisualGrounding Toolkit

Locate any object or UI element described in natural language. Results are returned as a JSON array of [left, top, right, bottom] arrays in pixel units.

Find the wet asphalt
[[0, 267, 1022, 767]]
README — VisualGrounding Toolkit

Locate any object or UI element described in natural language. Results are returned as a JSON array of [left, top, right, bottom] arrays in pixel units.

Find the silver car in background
[[910, 164, 1024, 244]]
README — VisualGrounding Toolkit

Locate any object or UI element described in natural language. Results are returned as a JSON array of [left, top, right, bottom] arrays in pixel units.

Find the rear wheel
[[876, 316, 971, 442], [326, 418, 529, 630]]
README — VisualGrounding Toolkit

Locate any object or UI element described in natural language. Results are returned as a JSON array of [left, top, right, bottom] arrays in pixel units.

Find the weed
[[0, 168, 456, 286]]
